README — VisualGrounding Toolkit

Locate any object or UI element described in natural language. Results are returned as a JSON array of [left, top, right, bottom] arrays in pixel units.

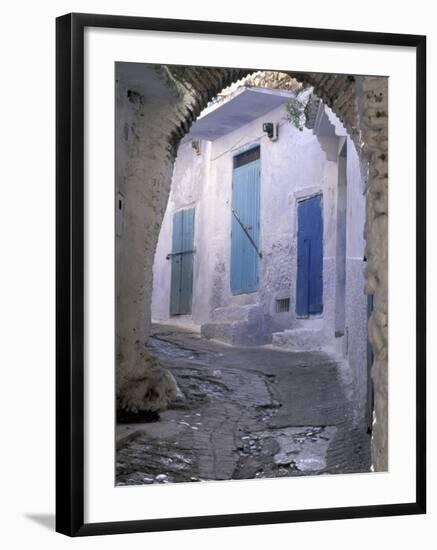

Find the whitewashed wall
[[152, 102, 354, 352]]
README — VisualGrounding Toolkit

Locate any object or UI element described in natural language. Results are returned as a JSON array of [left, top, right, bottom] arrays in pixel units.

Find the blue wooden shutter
[[179, 208, 195, 314], [170, 210, 183, 316], [231, 157, 260, 294], [296, 195, 323, 316], [170, 208, 195, 315]]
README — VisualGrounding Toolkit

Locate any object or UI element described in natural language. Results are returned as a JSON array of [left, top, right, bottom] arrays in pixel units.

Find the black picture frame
[[56, 12, 426, 537]]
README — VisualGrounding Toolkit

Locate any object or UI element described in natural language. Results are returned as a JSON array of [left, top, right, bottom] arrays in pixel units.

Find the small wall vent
[[275, 298, 290, 313]]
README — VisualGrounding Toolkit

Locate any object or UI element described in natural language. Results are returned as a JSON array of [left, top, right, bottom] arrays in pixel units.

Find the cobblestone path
[[116, 325, 370, 485]]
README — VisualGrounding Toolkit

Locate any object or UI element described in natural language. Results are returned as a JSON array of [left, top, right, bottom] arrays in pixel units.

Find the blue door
[[170, 208, 195, 315], [296, 195, 323, 316], [230, 148, 261, 294]]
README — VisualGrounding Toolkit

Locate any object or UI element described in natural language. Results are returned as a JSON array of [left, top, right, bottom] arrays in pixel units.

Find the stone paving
[[116, 324, 370, 485]]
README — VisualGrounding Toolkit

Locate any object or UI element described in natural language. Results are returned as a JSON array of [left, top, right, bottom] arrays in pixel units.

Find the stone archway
[[115, 65, 388, 471]]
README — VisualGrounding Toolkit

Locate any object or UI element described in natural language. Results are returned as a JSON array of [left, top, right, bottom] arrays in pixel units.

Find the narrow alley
[[116, 325, 370, 485]]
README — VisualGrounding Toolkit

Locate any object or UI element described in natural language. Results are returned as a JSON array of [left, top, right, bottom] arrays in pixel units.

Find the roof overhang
[[184, 87, 296, 142]]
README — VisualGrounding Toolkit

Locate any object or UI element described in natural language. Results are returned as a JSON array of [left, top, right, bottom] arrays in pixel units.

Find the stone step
[[201, 305, 272, 346], [271, 328, 326, 352], [212, 304, 260, 323]]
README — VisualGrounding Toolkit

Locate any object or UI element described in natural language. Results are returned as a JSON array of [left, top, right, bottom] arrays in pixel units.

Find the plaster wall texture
[[152, 102, 363, 357], [343, 137, 368, 420], [115, 76, 182, 409], [152, 138, 213, 328]]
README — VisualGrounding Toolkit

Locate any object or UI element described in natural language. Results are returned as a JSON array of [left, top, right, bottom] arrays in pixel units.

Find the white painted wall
[[152, 139, 213, 329], [152, 101, 348, 351]]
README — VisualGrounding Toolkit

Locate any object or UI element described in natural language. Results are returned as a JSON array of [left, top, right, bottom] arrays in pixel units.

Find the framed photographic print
[[56, 12, 426, 536]]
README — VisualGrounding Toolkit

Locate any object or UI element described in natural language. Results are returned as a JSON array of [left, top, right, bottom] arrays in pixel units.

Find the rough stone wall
[[357, 77, 388, 472], [116, 66, 388, 471]]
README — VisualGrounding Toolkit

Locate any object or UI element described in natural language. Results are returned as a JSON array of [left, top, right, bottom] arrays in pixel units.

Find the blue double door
[[296, 195, 323, 316], [170, 208, 195, 316]]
